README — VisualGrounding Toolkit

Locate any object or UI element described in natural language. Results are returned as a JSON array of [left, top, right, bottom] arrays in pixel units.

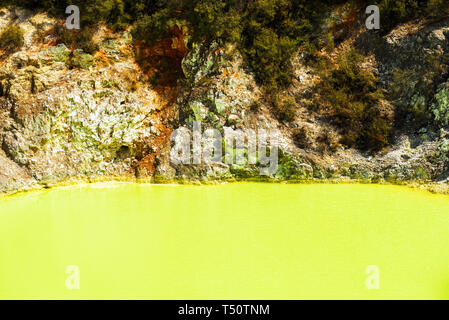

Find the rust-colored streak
[[133, 24, 188, 87], [131, 24, 189, 177]]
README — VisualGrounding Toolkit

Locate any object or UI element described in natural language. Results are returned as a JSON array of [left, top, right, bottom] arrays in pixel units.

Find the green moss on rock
[[275, 150, 312, 180], [71, 49, 94, 70], [48, 44, 70, 63], [432, 84, 449, 126]]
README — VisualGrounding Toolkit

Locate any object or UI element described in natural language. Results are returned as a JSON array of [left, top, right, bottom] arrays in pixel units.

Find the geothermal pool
[[0, 182, 448, 299]]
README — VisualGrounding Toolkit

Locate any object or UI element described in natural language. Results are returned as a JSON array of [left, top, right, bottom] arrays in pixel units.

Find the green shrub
[[318, 49, 390, 151], [391, 68, 426, 127], [3, 0, 334, 92], [238, 0, 327, 92], [271, 96, 296, 122], [391, 53, 449, 129], [131, 8, 173, 46], [431, 84, 449, 126], [0, 25, 24, 51], [130, 0, 328, 92], [426, 0, 447, 16], [9, 0, 448, 98], [186, 0, 241, 43]]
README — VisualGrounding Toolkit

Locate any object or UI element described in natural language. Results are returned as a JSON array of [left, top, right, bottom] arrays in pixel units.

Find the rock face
[[0, 7, 173, 192], [0, 6, 448, 194], [0, 150, 35, 193], [3, 84, 154, 182]]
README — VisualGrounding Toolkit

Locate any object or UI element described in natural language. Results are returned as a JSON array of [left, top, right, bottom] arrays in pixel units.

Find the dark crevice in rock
[[114, 145, 131, 162], [30, 74, 36, 94], [1, 135, 14, 163], [0, 81, 11, 98]]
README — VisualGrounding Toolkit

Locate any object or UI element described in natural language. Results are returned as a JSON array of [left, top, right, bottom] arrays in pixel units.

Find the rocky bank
[[0, 5, 448, 195]]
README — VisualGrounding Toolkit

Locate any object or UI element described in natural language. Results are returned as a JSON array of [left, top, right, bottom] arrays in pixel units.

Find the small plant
[[324, 32, 334, 52], [431, 84, 449, 126], [0, 25, 24, 51], [94, 90, 113, 99], [101, 79, 120, 90], [272, 96, 296, 123], [131, 9, 172, 46], [58, 26, 98, 54]]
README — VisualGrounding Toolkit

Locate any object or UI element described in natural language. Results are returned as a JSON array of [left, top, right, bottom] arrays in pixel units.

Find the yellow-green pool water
[[0, 182, 448, 299]]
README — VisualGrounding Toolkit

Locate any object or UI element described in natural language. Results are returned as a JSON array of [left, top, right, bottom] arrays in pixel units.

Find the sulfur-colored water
[[0, 182, 448, 299]]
